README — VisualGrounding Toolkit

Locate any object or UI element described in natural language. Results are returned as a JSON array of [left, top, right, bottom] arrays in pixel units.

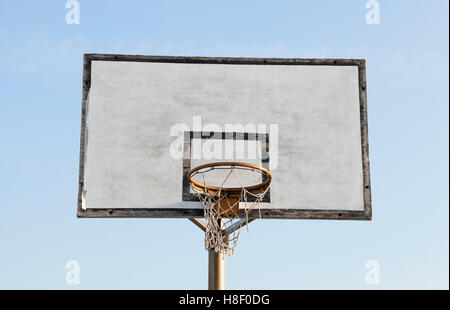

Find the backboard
[[77, 54, 371, 220]]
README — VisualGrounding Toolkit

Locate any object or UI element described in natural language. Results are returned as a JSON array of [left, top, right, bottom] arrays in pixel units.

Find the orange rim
[[188, 162, 272, 193]]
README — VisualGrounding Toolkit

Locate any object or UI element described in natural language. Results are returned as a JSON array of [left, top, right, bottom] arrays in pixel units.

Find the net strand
[[190, 165, 271, 256]]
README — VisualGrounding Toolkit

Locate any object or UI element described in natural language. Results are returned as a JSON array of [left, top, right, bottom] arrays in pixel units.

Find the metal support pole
[[208, 219, 227, 290], [189, 217, 255, 290], [208, 249, 225, 290]]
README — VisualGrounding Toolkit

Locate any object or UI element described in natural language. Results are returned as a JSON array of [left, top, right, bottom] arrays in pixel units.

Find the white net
[[190, 164, 271, 256]]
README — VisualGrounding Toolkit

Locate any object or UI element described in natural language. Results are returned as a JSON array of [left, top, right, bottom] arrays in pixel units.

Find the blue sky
[[0, 0, 448, 289]]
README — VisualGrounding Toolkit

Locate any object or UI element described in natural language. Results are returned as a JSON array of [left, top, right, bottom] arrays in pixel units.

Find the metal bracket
[[224, 218, 255, 235], [188, 218, 255, 235], [188, 218, 207, 232]]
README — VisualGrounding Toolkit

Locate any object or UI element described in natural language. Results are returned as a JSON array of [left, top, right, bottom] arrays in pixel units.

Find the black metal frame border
[[77, 54, 372, 220]]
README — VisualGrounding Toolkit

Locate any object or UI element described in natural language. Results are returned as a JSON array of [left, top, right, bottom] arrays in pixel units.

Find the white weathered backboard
[[77, 54, 371, 220]]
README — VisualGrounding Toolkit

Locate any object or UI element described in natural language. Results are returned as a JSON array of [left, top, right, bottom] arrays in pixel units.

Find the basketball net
[[189, 163, 271, 256]]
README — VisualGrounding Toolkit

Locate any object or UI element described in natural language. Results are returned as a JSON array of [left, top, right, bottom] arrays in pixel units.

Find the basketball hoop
[[188, 162, 272, 256]]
